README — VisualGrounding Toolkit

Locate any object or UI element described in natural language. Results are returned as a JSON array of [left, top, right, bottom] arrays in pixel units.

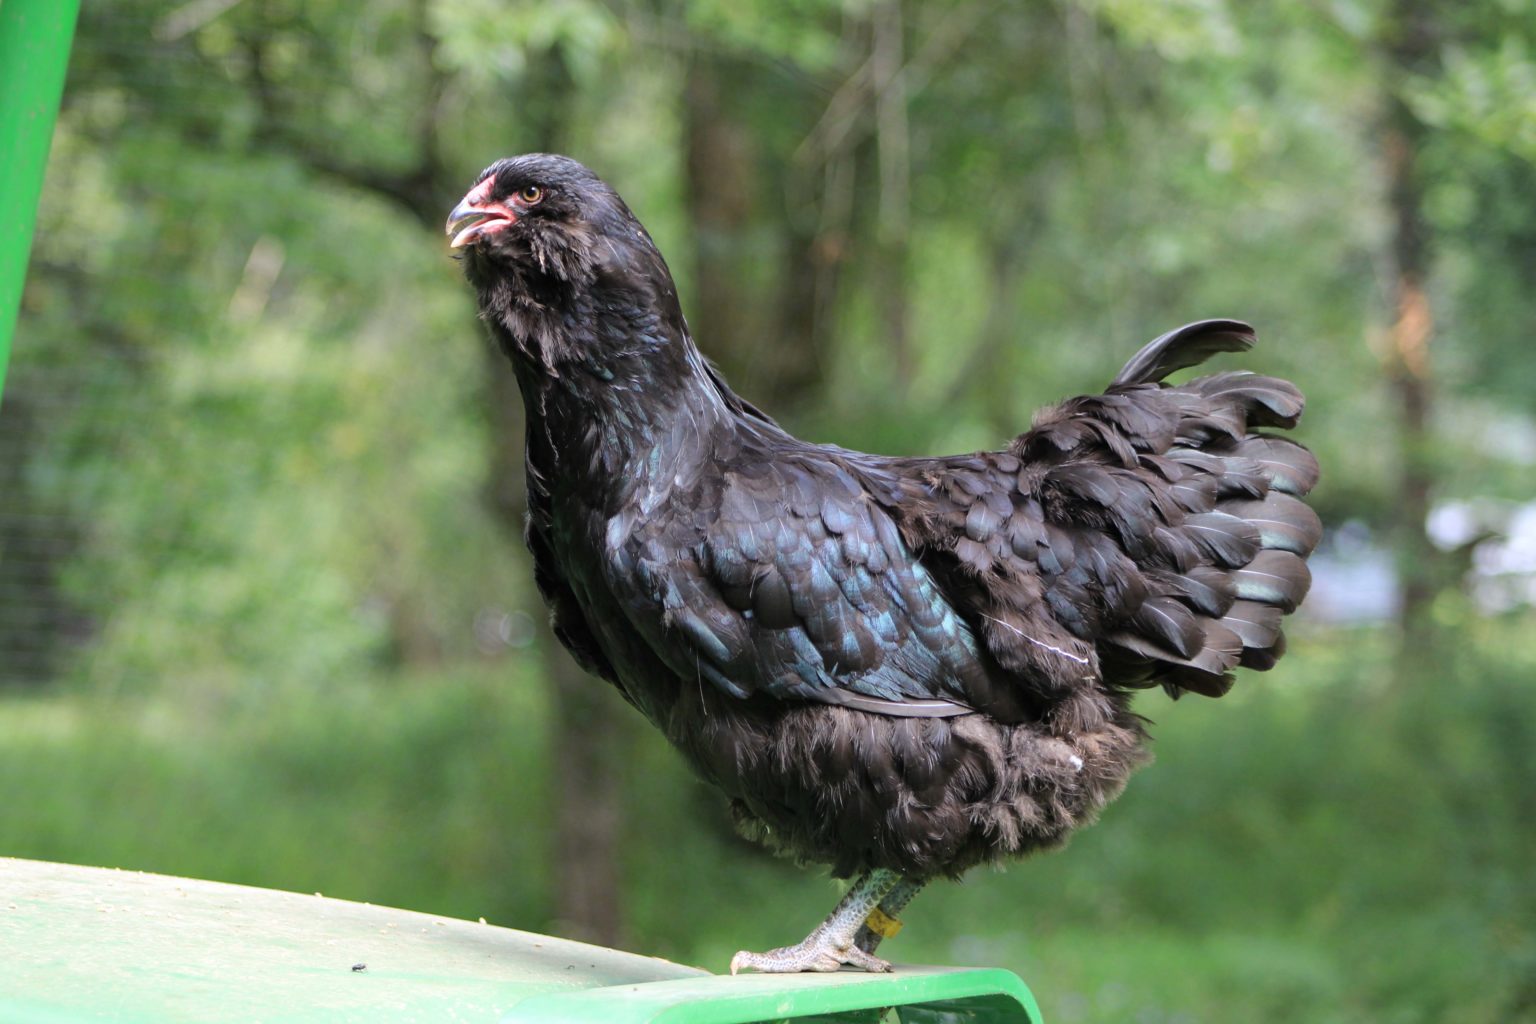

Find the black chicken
[[447, 154, 1319, 974]]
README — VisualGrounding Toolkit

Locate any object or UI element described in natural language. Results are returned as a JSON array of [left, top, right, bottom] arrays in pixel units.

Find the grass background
[[5, 622, 1532, 1023]]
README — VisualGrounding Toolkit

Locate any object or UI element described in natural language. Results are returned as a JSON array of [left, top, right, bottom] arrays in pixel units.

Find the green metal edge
[[2, 859, 1044, 1024], [0, 0, 81, 408], [499, 965, 1044, 1024]]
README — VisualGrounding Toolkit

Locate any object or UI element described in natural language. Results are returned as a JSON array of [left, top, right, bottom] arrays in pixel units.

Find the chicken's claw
[[729, 940, 891, 975]]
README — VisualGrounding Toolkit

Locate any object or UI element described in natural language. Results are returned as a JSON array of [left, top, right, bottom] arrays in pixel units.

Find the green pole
[[0, 0, 82, 410]]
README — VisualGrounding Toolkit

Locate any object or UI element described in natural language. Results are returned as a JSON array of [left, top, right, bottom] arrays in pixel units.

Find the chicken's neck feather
[[482, 263, 748, 512]]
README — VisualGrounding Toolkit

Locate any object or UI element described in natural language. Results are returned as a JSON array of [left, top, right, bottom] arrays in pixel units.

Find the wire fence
[[0, 366, 93, 685]]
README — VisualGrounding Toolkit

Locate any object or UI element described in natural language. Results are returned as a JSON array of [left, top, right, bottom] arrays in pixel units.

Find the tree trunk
[[772, 213, 840, 405], [869, 0, 912, 392], [543, 639, 629, 944], [481, 337, 630, 947], [683, 57, 762, 383], [942, 232, 1027, 427], [484, 47, 630, 949], [686, 55, 849, 414], [227, 5, 640, 947], [1378, 2, 1442, 663]]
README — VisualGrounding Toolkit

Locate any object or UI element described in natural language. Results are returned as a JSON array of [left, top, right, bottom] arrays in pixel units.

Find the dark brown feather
[[456, 154, 1319, 885]]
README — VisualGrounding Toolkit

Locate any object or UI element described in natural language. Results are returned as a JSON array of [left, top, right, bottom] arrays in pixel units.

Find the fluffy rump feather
[[673, 684, 1149, 878]]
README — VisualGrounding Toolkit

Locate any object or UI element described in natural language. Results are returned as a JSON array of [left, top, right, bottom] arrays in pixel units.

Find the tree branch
[[241, 0, 449, 228]]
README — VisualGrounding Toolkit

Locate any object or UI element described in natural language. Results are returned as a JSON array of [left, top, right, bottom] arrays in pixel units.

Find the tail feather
[[1181, 511, 1262, 568], [1218, 493, 1323, 555], [1232, 549, 1312, 613], [1231, 435, 1320, 496], [1193, 373, 1306, 429], [1144, 565, 1235, 619], [1111, 319, 1256, 388], [1165, 448, 1269, 498], [1239, 629, 1286, 671], [1101, 324, 1318, 698], [1219, 599, 1284, 650], [919, 320, 1317, 708]]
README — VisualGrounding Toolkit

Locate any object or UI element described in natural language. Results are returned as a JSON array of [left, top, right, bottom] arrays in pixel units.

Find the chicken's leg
[[853, 875, 926, 955], [730, 869, 900, 974]]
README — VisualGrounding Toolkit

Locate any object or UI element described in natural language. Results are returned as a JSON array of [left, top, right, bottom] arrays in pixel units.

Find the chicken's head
[[447, 153, 687, 365], [446, 154, 645, 276]]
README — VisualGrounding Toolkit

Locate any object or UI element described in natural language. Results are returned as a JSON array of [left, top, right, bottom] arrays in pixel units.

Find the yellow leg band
[[864, 906, 903, 939]]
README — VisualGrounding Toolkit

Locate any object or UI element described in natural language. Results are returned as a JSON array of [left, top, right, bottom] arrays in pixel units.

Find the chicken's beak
[[446, 188, 516, 249]]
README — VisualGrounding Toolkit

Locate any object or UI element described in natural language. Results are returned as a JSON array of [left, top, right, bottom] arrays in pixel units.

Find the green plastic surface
[[501, 966, 1042, 1023], [0, 859, 1041, 1023], [0, 0, 81, 408]]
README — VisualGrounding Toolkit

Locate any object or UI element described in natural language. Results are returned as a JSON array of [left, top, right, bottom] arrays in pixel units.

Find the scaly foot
[[853, 875, 926, 955], [730, 934, 891, 974], [730, 868, 901, 974]]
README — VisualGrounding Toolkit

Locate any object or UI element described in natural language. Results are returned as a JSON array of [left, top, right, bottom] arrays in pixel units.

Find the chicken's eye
[[518, 185, 544, 205]]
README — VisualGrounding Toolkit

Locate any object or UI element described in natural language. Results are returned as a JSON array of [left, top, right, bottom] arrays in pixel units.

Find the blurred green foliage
[[4, 0, 1536, 1020], [2, 629, 1532, 1021]]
